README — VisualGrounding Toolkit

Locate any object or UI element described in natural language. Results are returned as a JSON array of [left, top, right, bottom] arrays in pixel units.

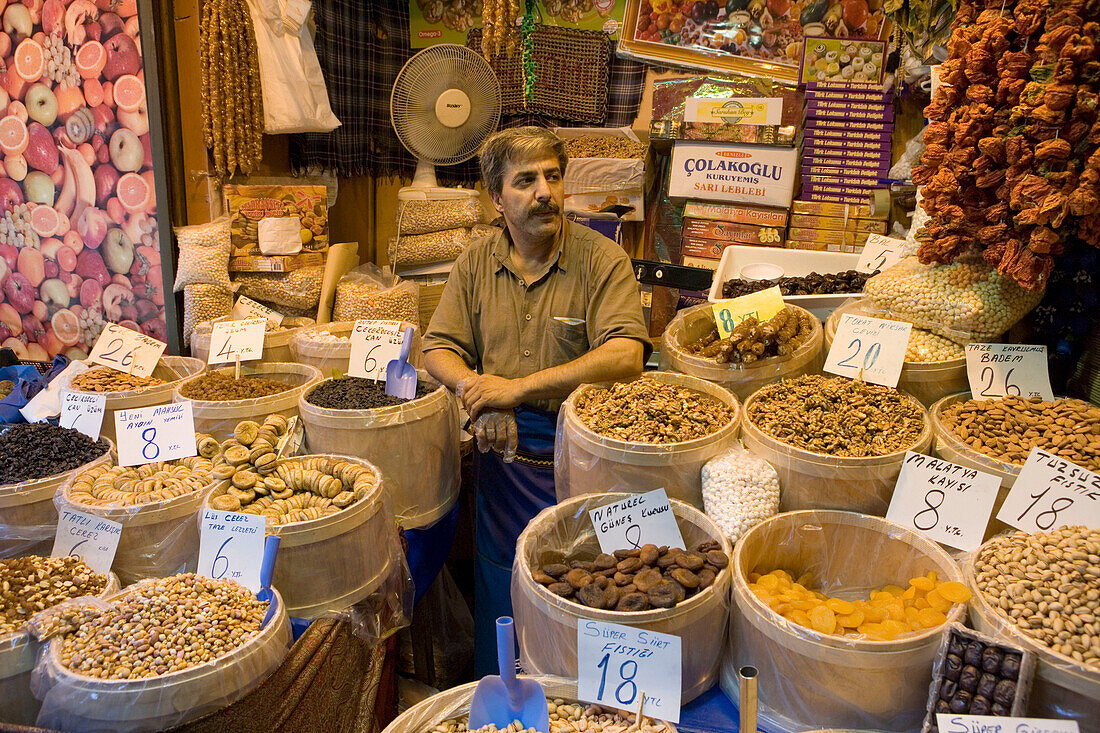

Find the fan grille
[[391, 44, 502, 166]]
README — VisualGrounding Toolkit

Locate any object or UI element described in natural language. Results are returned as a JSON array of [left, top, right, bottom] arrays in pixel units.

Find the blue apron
[[473, 404, 557, 676]]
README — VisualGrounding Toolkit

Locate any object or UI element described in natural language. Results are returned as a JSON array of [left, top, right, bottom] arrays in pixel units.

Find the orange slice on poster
[[0, 115, 28, 157], [75, 41, 107, 80], [30, 204, 61, 237], [112, 74, 145, 112], [13, 39, 45, 82], [51, 309, 81, 346], [116, 171, 152, 211]]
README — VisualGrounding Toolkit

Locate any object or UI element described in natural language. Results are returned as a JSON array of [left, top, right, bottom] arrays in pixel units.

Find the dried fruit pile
[[686, 306, 816, 364], [913, 0, 1100, 290]]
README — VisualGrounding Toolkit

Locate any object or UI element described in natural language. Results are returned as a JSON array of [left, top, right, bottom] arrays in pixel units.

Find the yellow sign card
[[711, 286, 786, 338]]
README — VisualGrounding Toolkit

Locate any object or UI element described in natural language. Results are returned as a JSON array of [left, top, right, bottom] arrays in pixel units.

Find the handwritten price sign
[[997, 449, 1099, 533], [965, 344, 1054, 401], [885, 452, 1001, 551], [208, 318, 266, 365], [577, 620, 682, 723], [88, 323, 166, 378], [59, 390, 106, 441], [711, 286, 785, 339], [198, 509, 266, 592], [824, 313, 912, 388], [348, 320, 405, 380], [588, 489, 685, 555], [114, 402, 197, 467], [231, 296, 284, 327], [51, 508, 121, 574], [856, 234, 906, 274]]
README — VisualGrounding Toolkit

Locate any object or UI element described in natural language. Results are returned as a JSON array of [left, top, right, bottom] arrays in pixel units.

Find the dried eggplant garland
[[200, 0, 264, 177], [911, 0, 1100, 291]]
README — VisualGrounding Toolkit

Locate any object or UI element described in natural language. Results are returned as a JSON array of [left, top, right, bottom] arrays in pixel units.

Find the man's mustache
[[530, 202, 560, 215]]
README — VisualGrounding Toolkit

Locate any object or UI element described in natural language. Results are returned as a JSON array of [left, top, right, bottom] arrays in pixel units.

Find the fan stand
[[410, 159, 439, 189]]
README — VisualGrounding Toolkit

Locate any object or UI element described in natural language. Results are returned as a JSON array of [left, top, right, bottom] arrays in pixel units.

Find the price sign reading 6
[[348, 320, 404, 380], [211, 537, 232, 579], [577, 620, 682, 723], [50, 509, 122, 574], [198, 510, 266, 592]]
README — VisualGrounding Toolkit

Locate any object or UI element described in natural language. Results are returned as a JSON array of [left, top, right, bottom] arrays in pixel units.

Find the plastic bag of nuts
[[389, 228, 471, 269], [172, 216, 232, 292], [234, 266, 324, 310], [333, 264, 419, 323], [183, 284, 233, 347], [396, 196, 482, 236]]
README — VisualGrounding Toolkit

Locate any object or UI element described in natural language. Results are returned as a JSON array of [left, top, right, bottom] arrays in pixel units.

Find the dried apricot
[[825, 598, 855, 615], [809, 605, 837, 635], [937, 581, 972, 604]]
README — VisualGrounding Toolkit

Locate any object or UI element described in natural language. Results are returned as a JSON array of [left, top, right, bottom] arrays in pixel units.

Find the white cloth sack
[[246, 0, 340, 134]]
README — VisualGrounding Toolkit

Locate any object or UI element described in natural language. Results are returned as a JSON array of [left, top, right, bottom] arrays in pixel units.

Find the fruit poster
[[0, 0, 166, 362], [409, 0, 626, 48]]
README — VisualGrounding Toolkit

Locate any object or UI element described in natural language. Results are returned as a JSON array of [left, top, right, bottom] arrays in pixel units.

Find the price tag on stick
[[51, 508, 121, 574], [348, 320, 404, 380], [577, 620, 682, 723], [231, 295, 284, 327], [114, 402, 198, 467], [997, 449, 1100, 532], [856, 234, 906, 273], [824, 313, 912, 388], [588, 489, 686, 554], [198, 509, 266, 592], [965, 344, 1054, 401], [87, 323, 166, 378], [208, 318, 266, 365], [59, 390, 106, 441], [885, 452, 1001, 551], [711, 286, 785, 339]]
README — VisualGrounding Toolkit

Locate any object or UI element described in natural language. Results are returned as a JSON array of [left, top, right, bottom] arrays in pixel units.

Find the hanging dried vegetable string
[[199, 0, 264, 178], [481, 0, 521, 60], [521, 0, 537, 104]]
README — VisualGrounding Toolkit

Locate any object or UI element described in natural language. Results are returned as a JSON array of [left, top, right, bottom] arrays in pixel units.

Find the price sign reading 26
[[824, 313, 911, 388], [965, 344, 1054, 401]]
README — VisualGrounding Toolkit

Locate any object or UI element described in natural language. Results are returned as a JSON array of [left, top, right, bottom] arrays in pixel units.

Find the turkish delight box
[[681, 218, 785, 246]]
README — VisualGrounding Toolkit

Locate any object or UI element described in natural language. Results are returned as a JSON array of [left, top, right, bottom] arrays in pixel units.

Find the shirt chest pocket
[[543, 316, 589, 366]]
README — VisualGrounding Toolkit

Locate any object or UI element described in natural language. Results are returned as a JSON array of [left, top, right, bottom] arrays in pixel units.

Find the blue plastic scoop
[[257, 535, 281, 628], [468, 617, 550, 732], [384, 326, 417, 399]]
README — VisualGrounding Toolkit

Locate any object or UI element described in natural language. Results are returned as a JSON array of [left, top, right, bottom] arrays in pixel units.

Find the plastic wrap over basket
[[511, 492, 732, 705], [288, 320, 422, 376]]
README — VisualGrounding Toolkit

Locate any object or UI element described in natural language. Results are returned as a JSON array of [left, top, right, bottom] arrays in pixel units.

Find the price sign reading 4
[[856, 234, 906, 274], [711, 286, 785, 339], [588, 489, 685, 555], [198, 509, 266, 592], [114, 402, 198, 467], [87, 323, 166, 378], [577, 620, 682, 723], [997, 449, 1100, 533], [50, 508, 121, 574], [965, 344, 1054, 401], [208, 318, 266, 365], [348, 320, 405, 380], [823, 313, 912, 388], [885, 452, 1001, 551]]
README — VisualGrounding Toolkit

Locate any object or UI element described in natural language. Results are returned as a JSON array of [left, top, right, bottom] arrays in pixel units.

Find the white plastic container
[[555, 372, 740, 509], [288, 320, 422, 376], [189, 317, 314, 365], [32, 582, 290, 732], [511, 493, 732, 704], [722, 510, 966, 731], [660, 302, 824, 401], [173, 362, 321, 440], [298, 375, 458, 528]]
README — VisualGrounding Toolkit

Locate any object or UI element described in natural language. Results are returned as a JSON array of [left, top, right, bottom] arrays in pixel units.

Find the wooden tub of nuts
[[723, 511, 969, 731], [966, 528, 1100, 730], [288, 320, 422, 375], [174, 362, 322, 440], [68, 356, 206, 445], [512, 492, 732, 704], [189, 317, 315, 365], [660, 302, 824, 401], [0, 426, 114, 559], [33, 574, 290, 732], [825, 298, 969, 407], [58, 454, 220, 585], [0, 557, 119, 726], [382, 676, 678, 733], [741, 375, 933, 516], [202, 448, 398, 619], [556, 372, 740, 509], [931, 393, 1100, 538]]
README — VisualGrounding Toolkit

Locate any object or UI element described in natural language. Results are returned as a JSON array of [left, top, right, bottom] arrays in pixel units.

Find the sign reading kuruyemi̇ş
[[668, 141, 799, 208]]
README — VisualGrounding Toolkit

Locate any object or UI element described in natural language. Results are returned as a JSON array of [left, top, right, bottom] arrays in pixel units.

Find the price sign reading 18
[[997, 449, 1099, 533], [198, 509, 265, 592], [87, 323, 166, 378], [823, 313, 912, 388], [348, 320, 405, 380], [208, 318, 266, 365], [114, 402, 197, 467], [885, 452, 1001, 551], [576, 620, 682, 723], [711, 286, 785, 339], [965, 344, 1054, 401]]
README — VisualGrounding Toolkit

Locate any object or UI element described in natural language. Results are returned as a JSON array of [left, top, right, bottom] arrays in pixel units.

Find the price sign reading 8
[[998, 449, 1099, 533], [823, 314, 911, 388], [114, 402, 197, 467], [577, 620, 682, 723], [710, 286, 785, 339]]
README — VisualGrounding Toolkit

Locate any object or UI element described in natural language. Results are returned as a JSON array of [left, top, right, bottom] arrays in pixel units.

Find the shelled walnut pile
[[572, 377, 735, 443], [912, 0, 1100, 289], [686, 306, 816, 364]]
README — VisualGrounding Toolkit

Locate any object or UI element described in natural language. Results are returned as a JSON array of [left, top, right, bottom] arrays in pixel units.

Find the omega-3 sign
[[668, 141, 799, 208]]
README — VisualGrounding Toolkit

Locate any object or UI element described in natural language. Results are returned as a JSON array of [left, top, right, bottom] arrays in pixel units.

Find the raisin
[[970, 695, 991, 715], [964, 641, 984, 667], [944, 654, 963, 681], [940, 679, 958, 701], [959, 665, 980, 693], [976, 673, 998, 700], [993, 679, 1016, 707], [1001, 653, 1021, 680]]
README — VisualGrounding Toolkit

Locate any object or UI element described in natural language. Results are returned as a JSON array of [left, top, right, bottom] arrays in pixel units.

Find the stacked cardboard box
[[678, 200, 789, 265], [785, 200, 889, 253]]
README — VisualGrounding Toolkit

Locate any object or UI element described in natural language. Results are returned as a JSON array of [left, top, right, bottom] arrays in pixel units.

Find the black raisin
[[948, 634, 967, 657], [991, 702, 1011, 715], [1001, 653, 1021, 680], [993, 679, 1017, 706], [940, 679, 959, 701], [976, 672, 998, 699], [964, 641, 984, 666], [945, 654, 964, 681], [0, 423, 108, 484], [970, 695, 992, 715]]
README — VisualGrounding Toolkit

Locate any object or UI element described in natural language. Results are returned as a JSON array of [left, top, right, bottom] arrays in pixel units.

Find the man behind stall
[[422, 126, 651, 675]]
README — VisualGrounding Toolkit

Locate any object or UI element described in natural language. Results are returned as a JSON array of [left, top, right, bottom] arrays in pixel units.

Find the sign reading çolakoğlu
[[668, 141, 799, 208]]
